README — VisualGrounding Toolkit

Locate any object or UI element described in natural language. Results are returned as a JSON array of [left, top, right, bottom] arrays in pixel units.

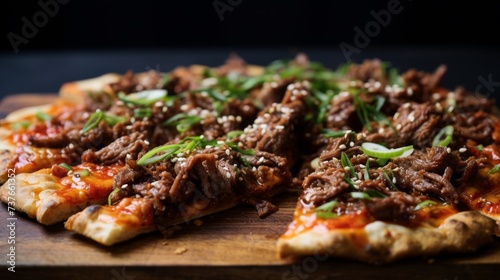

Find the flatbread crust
[[65, 197, 240, 246], [58, 73, 121, 103], [0, 164, 121, 225], [277, 211, 497, 264]]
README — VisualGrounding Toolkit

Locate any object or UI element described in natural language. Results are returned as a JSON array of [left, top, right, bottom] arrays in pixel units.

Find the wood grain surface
[[0, 94, 500, 280]]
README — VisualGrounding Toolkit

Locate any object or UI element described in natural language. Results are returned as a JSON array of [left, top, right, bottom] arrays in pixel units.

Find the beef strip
[[81, 132, 150, 165]]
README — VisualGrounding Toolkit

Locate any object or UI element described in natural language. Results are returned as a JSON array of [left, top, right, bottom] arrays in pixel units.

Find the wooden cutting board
[[1, 94, 500, 280]]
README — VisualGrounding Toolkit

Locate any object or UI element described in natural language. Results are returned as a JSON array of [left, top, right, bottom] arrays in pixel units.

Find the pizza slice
[[277, 59, 500, 263], [277, 141, 498, 263], [64, 81, 311, 245]]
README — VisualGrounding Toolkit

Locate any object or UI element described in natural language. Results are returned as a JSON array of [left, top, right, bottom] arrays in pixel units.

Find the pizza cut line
[[0, 53, 500, 263]]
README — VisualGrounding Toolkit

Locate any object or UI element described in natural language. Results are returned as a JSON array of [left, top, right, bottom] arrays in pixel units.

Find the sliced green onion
[[193, 88, 227, 102], [226, 130, 244, 139], [351, 189, 387, 200], [58, 163, 73, 171], [382, 169, 398, 191], [108, 188, 121, 206], [137, 144, 181, 166], [163, 113, 202, 133], [315, 200, 338, 219], [365, 189, 388, 198], [103, 114, 126, 126], [134, 108, 153, 118], [363, 159, 370, 180], [432, 126, 454, 147], [240, 75, 267, 91], [82, 111, 104, 134], [488, 164, 500, 174], [321, 129, 347, 138], [117, 89, 167, 106], [340, 152, 356, 178], [351, 192, 371, 199], [361, 142, 413, 159], [226, 142, 255, 155], [414, 200, 438, 210], [78, 169, 90, 177], [11, 120, 31, 131], [476, 144, 484, 152], [35, 111, 52, 122]]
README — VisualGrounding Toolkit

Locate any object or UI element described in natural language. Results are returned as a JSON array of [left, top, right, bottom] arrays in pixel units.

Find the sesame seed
[[121, 184, 128, 189], [252, 166, 257, 172], [392, 177, 396, 184], [257, 157, 265, 164], [408, 112, 415, 122], [226, 172, 231, 178], [446, 147, 451, 153], [344, 166, 351, 171], [144, 140, 150, 145], [349, 141, 355, 147], [126, 154, 132, 159], [403, 103, 411, 109], [396, 124, 402, 130], [162, 107, 168, 112], [287, 84, 295, 91], [407, 87, 413, 96], [459, 147, 467, 153], [225, 149, 230, 155], [339, 144, 347, 150]]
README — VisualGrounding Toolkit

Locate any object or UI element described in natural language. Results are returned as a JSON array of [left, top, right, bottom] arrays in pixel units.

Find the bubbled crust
[[277, 211, 498, 264]]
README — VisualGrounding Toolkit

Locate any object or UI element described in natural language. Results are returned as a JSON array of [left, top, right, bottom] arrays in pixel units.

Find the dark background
[[1, 0, 500, 97]]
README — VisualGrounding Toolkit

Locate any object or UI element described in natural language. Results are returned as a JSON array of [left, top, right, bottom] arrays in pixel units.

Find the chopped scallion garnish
[[414, 200, 438, 210], [108, 188, 121, 206], [11, 120, 31, 131], [488, 164, 500, 175], [163, 113, 202, 133], [35, 111, 52, 122], [117, 89, 167, 106], [82, 111, 104, 134], [321, 129, 347, 138], [315, 200, 338, 219], [58, 163, 73, 171], [133, 108, 153, 118], [361, 142, 413, 159], [340, 152, 356, 178], [432, 125, 454, 147]]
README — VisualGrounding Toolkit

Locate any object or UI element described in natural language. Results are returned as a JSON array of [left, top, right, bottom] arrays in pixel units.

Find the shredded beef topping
[[8, 53, 500, 230]]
